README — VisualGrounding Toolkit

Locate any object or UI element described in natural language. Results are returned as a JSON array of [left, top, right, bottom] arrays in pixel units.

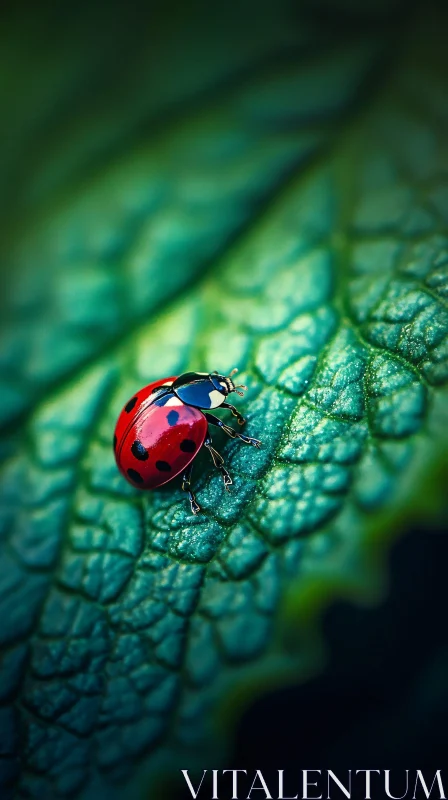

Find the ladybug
[[113, 369, 261, 514]]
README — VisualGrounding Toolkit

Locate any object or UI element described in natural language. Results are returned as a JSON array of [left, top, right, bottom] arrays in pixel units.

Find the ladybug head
[[210, 368, 247, 397], [172, 370, 247, 410]]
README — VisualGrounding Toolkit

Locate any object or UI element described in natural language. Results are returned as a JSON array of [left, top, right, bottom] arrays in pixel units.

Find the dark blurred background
[[0, 0, 412, 234], [235, 520, 448, 764], [172, 516, 448, 799]]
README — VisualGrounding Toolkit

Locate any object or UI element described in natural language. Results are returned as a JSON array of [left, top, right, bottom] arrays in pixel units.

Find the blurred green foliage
[[0, 1, 447, 798]]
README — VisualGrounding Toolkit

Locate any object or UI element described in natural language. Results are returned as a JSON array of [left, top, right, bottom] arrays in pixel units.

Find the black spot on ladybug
[[131, 440, 148, 461], [127, 468, 144, 484], [125, 396, 138, 413], [180, 439, 196, 453], [167, 410, 179, 426], [113, 434, 117, 450], [156, 460, 171, 472]]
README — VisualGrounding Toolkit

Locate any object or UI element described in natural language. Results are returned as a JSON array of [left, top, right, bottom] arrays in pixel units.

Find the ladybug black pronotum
[[113, 369, 261, 514]]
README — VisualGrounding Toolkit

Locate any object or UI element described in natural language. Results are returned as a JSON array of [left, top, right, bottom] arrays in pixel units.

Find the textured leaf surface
[[0, 2, 447, 798]]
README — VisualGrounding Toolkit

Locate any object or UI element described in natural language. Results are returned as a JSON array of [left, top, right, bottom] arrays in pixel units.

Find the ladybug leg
[[182, 462, 201, 515], [204, 436, 232, 490], [205, 413, 261, 448], [221, 401, 246, 425]]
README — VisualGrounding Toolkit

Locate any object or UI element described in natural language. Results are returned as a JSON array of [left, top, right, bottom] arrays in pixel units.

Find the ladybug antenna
[[227, 368, 247, 396]]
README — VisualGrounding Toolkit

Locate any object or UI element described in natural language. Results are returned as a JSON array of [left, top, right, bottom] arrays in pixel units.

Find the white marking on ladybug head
[[208, 389, 225, 408], [164, 396, 184, 406]]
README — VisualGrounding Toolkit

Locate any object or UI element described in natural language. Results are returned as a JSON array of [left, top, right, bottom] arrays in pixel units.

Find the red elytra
[[113, 376, 208, 490], [113, 369, 262, 515]]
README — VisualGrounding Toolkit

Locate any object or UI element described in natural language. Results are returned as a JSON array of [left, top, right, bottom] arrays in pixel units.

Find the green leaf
[[1, 2, 447, 798]]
